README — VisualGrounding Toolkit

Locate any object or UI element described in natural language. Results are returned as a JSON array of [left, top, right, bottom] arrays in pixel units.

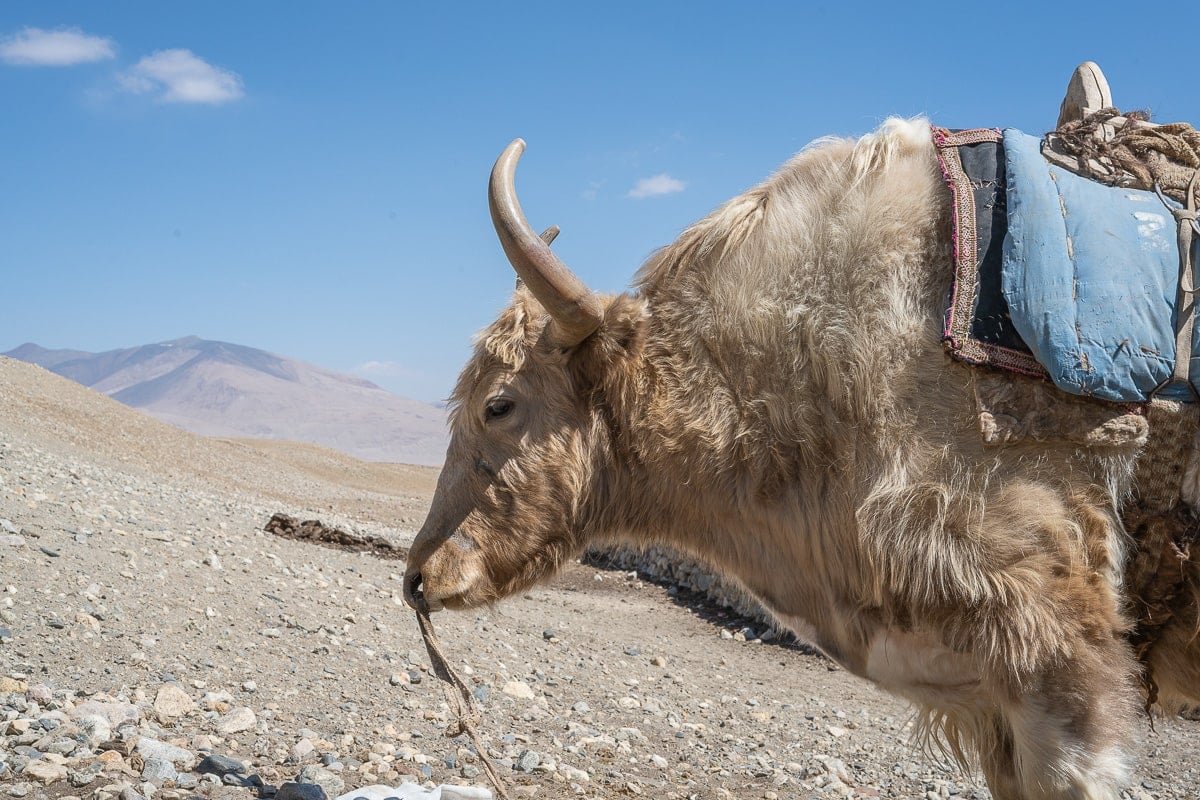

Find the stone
[[290, 738, 316, 762], [0, 677, 28, 693], [45, 737, 79, 755], [135, 737, 195, 769], [5, 719, 32, 734], [276, 782, 328, 800], [25, 684, 53, 704], [76, 714, 113, 747], [516, 750, 542, 772], [153, 685, 195, 722], [294, 766, 343, 798], [501, 681, 536, 700], [560, 765, 589, 782], [92, 750, 130, 773], [23, 759, 69, 784], [69, 698, 140, 729], [215, 706, 256, 734], [68, 766, 101, 787], [197, 753, 247, 776], [140, 758, 178, 784]]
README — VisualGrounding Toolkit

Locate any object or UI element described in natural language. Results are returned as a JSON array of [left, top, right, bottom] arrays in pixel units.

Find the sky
[[2, 2, 1197, 403]]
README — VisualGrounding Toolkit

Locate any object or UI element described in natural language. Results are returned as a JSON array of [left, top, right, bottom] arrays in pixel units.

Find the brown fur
[[407, 119, 1196, 799]]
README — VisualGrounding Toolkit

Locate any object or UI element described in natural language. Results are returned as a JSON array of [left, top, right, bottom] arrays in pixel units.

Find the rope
[[1160, 170, 1200, 393], [1049, 108, 1200, 205], [414, 602, 512, 800]]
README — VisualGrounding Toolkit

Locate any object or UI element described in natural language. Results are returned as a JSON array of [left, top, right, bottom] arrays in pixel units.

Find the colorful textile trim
[[932, 126, 1048, 378]]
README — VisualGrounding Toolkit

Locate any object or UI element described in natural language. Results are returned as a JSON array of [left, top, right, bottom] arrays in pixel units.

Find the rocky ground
[[1, 356, 1198, 800]]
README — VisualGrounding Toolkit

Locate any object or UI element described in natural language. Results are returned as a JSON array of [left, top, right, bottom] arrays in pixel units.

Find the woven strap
[[1160, 170, 1200, 392], [1133, 399, 1199, 512]]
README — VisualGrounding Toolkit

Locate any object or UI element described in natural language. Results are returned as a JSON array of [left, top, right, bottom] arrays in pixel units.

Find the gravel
[[2, 355, 1200, 799]]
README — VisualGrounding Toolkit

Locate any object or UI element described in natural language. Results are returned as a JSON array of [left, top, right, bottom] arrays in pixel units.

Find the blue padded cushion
[[1002, 128, 1199, 402]]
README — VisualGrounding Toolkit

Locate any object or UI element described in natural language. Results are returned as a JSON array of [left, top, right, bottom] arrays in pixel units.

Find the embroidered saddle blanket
[[935, 126, 1200, 403]]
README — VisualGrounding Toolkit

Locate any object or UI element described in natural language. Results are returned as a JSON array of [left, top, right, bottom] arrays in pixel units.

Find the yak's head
[[404, 140, 646, 613]]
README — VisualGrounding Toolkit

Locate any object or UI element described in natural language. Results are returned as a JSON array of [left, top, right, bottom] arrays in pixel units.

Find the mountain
[[3, 337, 449, 466]]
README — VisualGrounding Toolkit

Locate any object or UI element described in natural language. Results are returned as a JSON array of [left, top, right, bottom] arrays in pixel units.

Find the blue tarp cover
[[1002, 129, 1199, 402]]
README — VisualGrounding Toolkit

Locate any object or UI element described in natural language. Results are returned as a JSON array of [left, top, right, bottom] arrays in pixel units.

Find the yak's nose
[[402, 569, 428, 612]]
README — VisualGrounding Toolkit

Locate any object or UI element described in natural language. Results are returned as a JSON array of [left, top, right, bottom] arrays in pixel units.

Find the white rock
[[215, 706, 256, 734], [69, 698, 140, 729], [136, 736, 197, 769], [560, 765, 590, 782], [23, 760, 68, 784], [153, 685, 195, 722], [501, 681, 536, 700], [335, 785, 492, 800], [291, 738, 316, 761]]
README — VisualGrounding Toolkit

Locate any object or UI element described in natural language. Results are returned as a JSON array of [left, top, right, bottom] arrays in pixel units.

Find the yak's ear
[[568, 293, 648, 389]]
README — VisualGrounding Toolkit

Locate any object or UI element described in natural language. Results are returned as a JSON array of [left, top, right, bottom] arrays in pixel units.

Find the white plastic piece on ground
[[335, 784, 492, 800]]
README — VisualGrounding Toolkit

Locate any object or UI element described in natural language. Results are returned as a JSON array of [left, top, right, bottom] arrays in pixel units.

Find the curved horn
[[489, 139, 603, 346]]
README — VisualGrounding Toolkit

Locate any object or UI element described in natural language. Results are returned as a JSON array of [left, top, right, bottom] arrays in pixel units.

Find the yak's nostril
[[403, 571, 428, 612]]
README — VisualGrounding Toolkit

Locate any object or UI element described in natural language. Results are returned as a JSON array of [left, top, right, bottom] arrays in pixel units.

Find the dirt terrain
[[1, 355, 1197, 799]]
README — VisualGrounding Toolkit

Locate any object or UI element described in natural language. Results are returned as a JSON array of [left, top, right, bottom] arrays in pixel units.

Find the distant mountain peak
[[3, 338, 447, 465], [163, 335, 205, 347]]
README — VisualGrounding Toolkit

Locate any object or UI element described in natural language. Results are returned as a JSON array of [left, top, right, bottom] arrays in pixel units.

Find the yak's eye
[[485, 397, 515, 421]]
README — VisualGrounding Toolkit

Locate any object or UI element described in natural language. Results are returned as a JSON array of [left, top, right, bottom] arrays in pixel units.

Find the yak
[[402, 70, 1200, 799]]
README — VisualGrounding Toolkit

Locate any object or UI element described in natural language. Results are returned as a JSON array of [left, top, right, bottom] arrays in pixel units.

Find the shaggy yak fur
[[405, 118, 1200, 799]]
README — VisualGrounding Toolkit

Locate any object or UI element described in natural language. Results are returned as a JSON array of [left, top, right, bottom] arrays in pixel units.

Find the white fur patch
[[864, 630, 981, 695]]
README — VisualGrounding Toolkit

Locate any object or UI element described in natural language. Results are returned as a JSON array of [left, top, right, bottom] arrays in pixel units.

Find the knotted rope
[[1049, 108, 1200, 203], [414, 602, 512, 800]]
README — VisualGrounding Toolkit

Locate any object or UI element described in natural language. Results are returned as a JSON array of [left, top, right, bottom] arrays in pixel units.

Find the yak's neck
[[579, 336, 863, 629], [581, 287, 854, 563], [574, 118, 950, 611]]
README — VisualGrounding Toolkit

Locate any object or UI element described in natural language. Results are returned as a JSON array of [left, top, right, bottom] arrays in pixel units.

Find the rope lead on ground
[[414, 603, 512, 800]]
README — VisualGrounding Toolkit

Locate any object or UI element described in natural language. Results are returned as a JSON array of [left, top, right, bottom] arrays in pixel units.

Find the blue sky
[[2, 2, 1196, 402]]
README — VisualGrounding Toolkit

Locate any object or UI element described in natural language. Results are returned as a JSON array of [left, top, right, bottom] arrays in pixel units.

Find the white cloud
[[627, 174, 686, 199], [119, 49, 243, 104], [0, 26, 116, 66]]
